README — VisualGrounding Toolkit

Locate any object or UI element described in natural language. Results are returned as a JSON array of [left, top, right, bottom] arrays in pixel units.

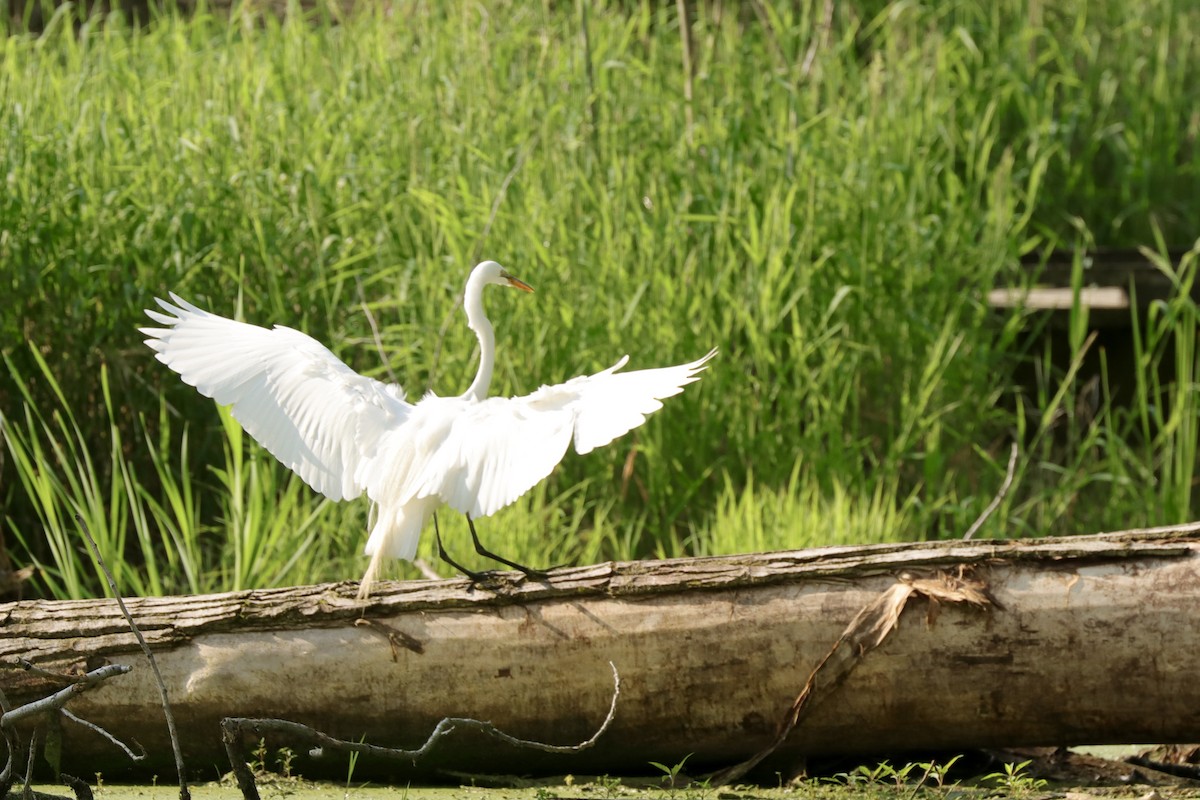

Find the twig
[[963, 442, 1020, 541], [61, 709, 145, 762], [6, 658, 84, 682], [22, 725, 38, 800], [353, 618, 425, 658], [1, 679, 102, 798], [1127, 754, 1200, 781], [223, 661, 621, 800], [76, 515, 190, 800], [0, 726, 15, 793], [0, 661, 139, 787], [0, 665, 130, 731]]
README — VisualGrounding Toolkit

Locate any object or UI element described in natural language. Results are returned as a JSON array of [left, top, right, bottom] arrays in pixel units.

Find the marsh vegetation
[[1, 0, 1199, 599]]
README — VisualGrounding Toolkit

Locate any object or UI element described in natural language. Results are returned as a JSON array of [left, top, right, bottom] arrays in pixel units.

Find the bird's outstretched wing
[[400, 348, 718, 518], [141, 293, 411, 501]]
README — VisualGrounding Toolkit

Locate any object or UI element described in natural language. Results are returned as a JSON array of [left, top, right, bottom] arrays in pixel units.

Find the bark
[[2, 526, 1200, 779]]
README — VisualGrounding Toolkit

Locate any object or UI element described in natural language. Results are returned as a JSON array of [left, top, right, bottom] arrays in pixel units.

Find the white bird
[[142, 260, 716, 597]]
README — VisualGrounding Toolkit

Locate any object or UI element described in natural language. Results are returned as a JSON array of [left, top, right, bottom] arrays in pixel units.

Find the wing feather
[[381, 348, 717, 518], [141, 293, 411, 501]]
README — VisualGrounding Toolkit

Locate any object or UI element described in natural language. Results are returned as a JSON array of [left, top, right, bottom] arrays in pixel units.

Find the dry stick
[[223, 661, 621, 800], [22, 725, 38, 800], [0, 686, 10, 793], [2, 654, 146, 749], [0, 665, 131, 731], [963, 442, 1020, 541], [0, 662, 133, 799], [710, 571, 993, 785], [60, 709, 145, 762], [0, 719, 14, 795], [9, 659, 80, 681], [76, 515, 190, 800]]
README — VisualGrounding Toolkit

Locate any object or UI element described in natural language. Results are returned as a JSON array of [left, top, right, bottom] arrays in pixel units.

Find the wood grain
[[3, 527, 1199, 778]]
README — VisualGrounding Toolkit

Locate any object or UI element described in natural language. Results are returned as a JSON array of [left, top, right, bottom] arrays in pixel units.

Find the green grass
[[1, 0, 1198, 598]]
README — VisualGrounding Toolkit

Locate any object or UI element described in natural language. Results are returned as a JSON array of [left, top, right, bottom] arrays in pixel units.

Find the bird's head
[[473, 260, 534, 293]]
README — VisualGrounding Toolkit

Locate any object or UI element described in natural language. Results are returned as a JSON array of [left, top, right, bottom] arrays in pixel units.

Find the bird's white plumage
[[142, 261, 716, 596], [142, 293, 409, 502]]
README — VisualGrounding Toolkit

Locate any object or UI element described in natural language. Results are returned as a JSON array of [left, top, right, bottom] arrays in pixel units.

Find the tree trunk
[[3, 526, 1200, 779]]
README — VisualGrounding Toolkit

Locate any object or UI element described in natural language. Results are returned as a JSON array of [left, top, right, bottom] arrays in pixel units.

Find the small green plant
[[249, 738, 269, 774], [344, 734, 367, 795], [833, 761, 904, 786], [591, 775, 624, 799], [275, 746, 296, 779], [912, 754, 963, 790], [982, 759, 1048, 794], [649, 754, 692, 789]]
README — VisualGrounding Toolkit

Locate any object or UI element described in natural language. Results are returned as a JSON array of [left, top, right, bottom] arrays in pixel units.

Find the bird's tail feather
[[357, 496, 438, 599], [357, 546, 388, 600]]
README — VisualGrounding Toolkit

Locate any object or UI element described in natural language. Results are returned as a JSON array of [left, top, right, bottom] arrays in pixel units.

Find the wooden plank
[[987, 286, 1130, 311]]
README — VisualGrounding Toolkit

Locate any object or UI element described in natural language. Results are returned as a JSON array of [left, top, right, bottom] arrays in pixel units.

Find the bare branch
[[76, 515, 190, 800], [353, 618, 425, 658], [0, 664, 130, 731], [223, 662, 621, 800], [22, 725, 38, 800], [0, 726, 15, 791], [963, 442, 1020, 541], [61, 709, 145, 762], [4, 658, 84, 682]]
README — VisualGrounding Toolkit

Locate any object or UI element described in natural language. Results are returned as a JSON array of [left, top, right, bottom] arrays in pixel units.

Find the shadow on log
[[2, 526, 1200, 779]]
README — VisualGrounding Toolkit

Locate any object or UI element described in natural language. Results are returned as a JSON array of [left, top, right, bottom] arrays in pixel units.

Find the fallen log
[[3, 526, 1200, 779]]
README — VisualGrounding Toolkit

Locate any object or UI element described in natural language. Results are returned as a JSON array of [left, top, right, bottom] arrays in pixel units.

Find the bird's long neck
[[462, 277, 494, 401]]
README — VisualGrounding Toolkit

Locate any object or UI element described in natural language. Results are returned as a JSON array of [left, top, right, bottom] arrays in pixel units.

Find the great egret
[[142, 260, 716, 596]]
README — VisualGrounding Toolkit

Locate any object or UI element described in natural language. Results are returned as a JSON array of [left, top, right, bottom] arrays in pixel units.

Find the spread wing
[[141, 293, 412, 501], [394, 348, 718, 518]]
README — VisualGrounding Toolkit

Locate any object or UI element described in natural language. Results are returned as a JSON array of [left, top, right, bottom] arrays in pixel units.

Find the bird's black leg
[[434, 513, 488, 583], [465, 513, 550, 578]]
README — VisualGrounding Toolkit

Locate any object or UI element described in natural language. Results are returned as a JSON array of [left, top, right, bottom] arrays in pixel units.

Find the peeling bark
[[2, 527, 1200, 778]]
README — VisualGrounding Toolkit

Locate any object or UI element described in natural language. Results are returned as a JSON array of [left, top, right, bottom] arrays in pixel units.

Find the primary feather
[[142, 261, 716, 596]]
